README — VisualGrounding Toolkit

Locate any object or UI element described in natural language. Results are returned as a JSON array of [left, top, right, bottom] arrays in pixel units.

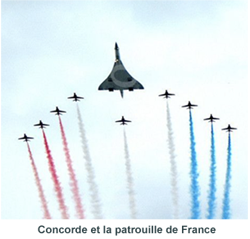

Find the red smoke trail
[[58, 116, 85, 219], [26, 143, 51, 219], [42, 130, 69, 219]]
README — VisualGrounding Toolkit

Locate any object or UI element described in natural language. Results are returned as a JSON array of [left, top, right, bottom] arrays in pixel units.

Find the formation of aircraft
[[19, 43, 238, 137], [18, 134, 34, 142], [20, 91, 237, 136], [50, 107, 66, 115], [98, 43, 144, 98], [222, 124, 237, 132], [182, 101, 198, 109], [68, 93, 84, 102], [159, 90, 175, 98], [115, 116, 131, 125], [204, 114, 220, 123], [34, 120, 49, 129]]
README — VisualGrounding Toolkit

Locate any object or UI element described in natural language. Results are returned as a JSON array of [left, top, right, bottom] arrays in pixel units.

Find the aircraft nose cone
[[115, 42, 118, 49]]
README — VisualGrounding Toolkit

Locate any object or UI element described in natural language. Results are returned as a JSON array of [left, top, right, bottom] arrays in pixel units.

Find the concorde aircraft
[[98, 43, 144, 98]]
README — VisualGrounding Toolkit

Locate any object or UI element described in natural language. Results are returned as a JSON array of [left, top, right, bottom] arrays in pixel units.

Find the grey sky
[[1, 0, 248, 219]]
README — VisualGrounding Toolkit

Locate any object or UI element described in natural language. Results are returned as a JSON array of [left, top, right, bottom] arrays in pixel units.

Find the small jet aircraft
[[18, 134, 34, 142], [222, 124, 237, 132], [50, 107, 66, 115], [98, 43, 144, 98], [68, 93, 84, 102], [115, 116, 132, 125], [159, 90, 175, 98], [34, 120, 49, 129], [204, 114, 220, 123], [182, 101, 198, 109]]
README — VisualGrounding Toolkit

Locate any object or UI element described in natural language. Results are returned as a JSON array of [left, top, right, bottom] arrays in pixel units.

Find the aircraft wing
[[98, 62, 144, 92], [18, 136, 33, 140], [115, 120, 123, 123], [124, 119, 131, 122]]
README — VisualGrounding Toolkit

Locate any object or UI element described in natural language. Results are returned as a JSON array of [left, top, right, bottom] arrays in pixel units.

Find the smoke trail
[[166, 101, 179, 219], [207, 123, 217, 219], [76, 104, 103, 219], [26, 143, 51, 219], [58, 116, 85, 219], [42, 130, 69, 219], [222, 133, 232, 219], [123, 129, 137, 219], [189, 110, 201, 219]]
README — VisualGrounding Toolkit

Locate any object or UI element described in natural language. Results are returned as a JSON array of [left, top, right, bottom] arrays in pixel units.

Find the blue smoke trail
[[222, 133, 232, 219], [207, 123, 217, 219], [189, 110, 201, 219]]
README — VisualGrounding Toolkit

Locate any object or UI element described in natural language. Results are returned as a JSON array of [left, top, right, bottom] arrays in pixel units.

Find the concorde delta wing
[[98, 43, 144, 98]]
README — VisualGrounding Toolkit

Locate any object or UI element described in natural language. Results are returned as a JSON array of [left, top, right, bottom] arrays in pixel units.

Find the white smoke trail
[[123, 128, 137, 219], [166, 101, 179, 219], [76, 104, 103, 219]]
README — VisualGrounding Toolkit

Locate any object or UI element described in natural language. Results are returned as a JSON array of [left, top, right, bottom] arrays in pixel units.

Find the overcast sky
[[1, 0, 248, 219]]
